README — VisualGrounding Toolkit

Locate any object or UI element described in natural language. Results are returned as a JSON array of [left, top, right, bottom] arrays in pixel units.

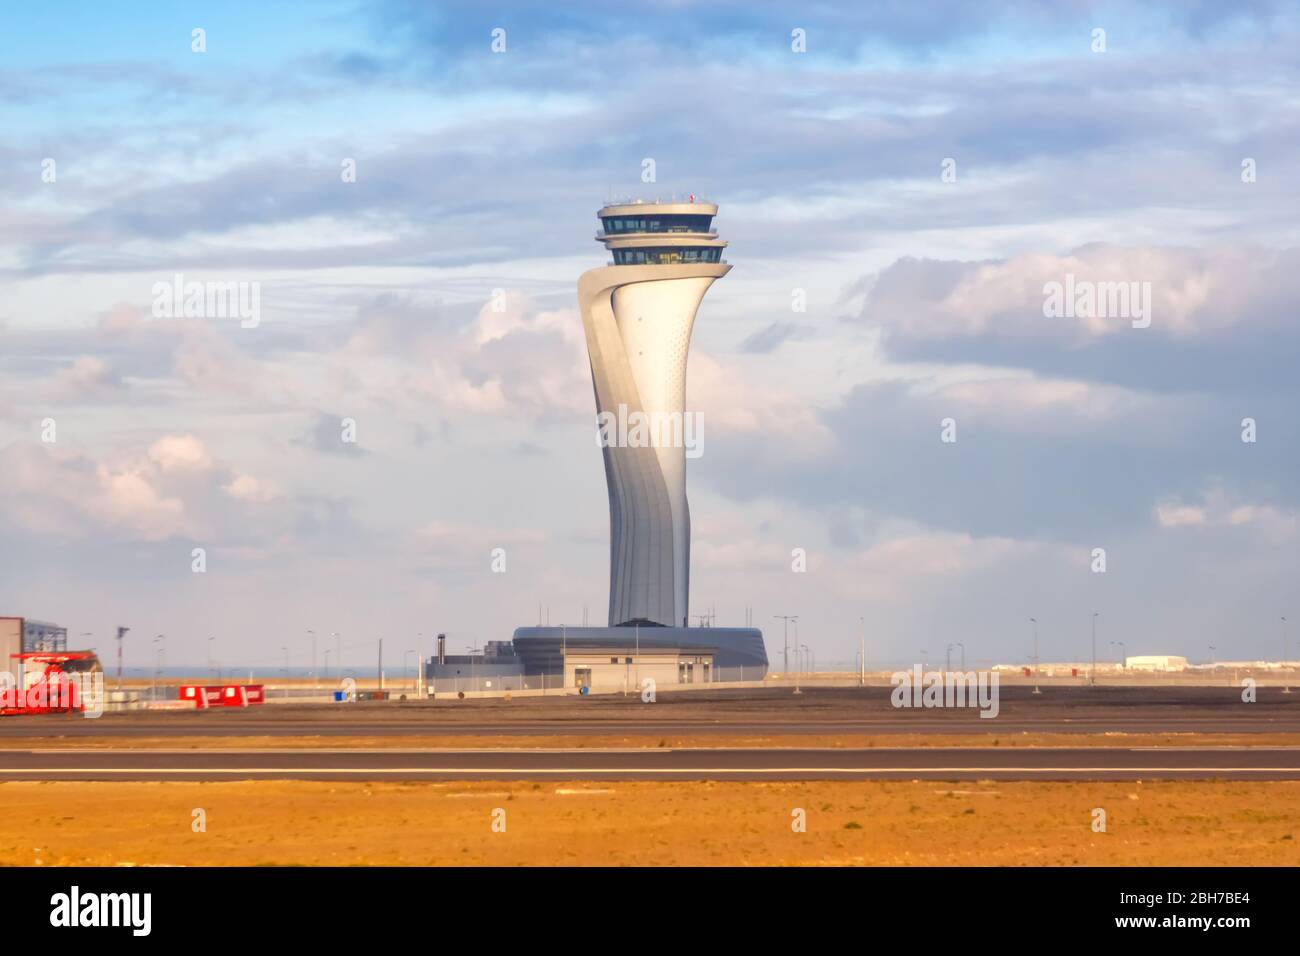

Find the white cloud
[[866, 245, 1296, 345], [223, 473, 281, 502], [935, 375, 1147, 426], [1156, 489, 1295, 538], [1156, 503, 1207, 528], [50, 356, 121, 400], [148, 434, 213, 473], [0, 436, 292, 544], [1, 443, 189, 541], [92, 464, 188, 540], [689, 352, 834, 459], [828, 529, 1035, 603]]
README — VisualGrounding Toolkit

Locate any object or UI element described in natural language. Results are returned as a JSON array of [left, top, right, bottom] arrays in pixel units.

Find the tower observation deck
[[597, 200, 727, 265]]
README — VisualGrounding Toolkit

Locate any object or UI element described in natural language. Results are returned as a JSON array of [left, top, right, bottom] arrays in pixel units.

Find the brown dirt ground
[[3, 779, 1297, 866]]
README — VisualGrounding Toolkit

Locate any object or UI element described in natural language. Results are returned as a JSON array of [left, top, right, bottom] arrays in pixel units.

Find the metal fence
[[143, 665, 782, 702]]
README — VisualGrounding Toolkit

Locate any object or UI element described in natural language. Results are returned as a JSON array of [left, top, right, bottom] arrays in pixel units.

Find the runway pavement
[[3, 714, 1298, 738], [3, 685, 1299, 738], [2, 746, 1298, 781], [6, 717, 1300, 737]]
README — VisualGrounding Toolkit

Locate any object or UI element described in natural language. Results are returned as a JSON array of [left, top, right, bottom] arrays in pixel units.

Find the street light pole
[[1030, 617, 1040, 694], [307, 629, 317, 692], [782, 616, 789, 675], [153, 634, 165, 701], [859, 616, 866, 687], [1283, 616, 1291, 695], [774, 615, 797, 676], [1091, 612, 1098, 686], [115, 626, 129, 690]]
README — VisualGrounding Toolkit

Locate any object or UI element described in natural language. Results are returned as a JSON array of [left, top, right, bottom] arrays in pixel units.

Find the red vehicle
[[1, 651, 100, 716]]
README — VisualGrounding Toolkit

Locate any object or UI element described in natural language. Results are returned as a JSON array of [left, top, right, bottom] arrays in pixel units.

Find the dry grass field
[[4, 777, 1297, 866], [5, 688, 1295, 867]]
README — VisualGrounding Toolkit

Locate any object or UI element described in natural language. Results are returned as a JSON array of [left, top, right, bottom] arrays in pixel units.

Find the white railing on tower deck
[[596, 230, 719, 240], [602, 196, 717, 207]]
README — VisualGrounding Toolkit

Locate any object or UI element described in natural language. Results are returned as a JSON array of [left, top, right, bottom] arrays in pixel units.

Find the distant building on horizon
[[1124, 655, 1189, 672]]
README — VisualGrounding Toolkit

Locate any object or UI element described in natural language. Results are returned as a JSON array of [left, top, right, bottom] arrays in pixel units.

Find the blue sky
[[1, 1, 1297, 673]]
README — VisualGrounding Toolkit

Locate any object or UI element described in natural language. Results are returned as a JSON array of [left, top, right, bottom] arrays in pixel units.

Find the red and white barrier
[[178, 684, 265, 708]]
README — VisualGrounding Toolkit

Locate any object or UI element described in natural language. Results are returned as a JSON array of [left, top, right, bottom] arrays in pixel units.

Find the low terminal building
[[1, 616, 71, 667], [424, 637, 521, 683], [512, 625, 765, 686], [0, 617, 100, 692], [1, 617, 68, 661], [23, 620, 68, 652], [422, 626, 766, 692], [559, 644, 715, 690]]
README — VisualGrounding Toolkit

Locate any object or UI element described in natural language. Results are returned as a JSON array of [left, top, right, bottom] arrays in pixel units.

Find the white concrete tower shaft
[[578, 200, 729, 628]]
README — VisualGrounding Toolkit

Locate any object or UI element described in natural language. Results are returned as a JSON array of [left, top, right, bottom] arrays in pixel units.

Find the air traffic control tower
[[511, 199, 767, 681], [580, 200, 728, 628]]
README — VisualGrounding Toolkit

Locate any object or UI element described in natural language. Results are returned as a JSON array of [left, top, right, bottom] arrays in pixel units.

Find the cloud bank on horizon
[[1, 1, 1296, 670]]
